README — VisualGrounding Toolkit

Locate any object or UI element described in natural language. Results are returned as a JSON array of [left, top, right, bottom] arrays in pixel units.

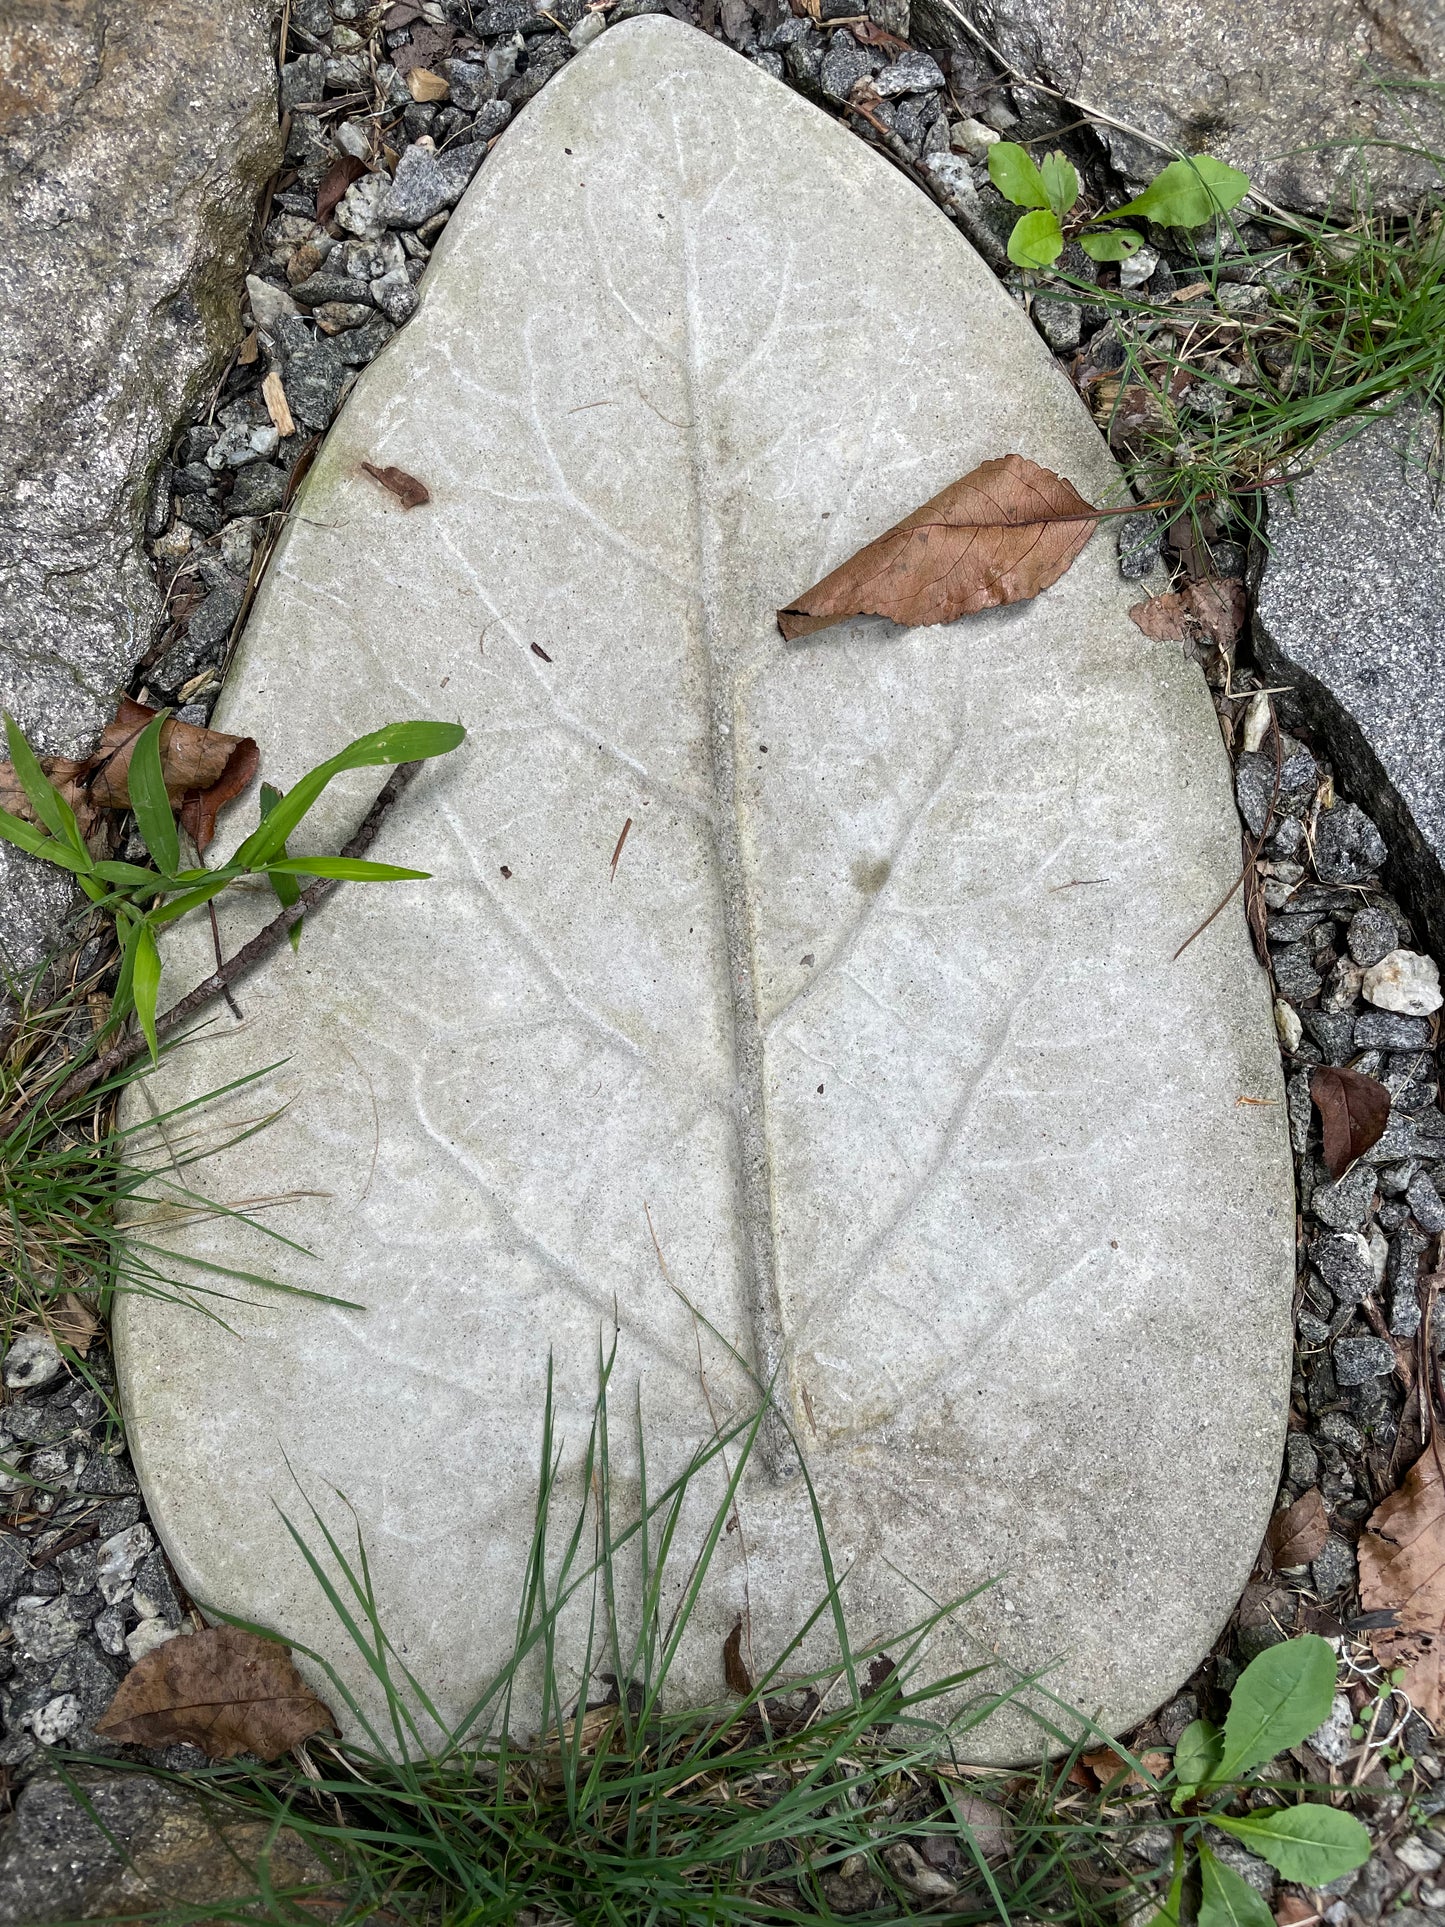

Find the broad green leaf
[[1007, 209, 1064, 269], [264, 856, 432, 881], [132, 922, 163, 1063], [3, 712, 89, 861], [988, 140, 1050, 208], [1040, 150, 1079, 219], [1215, 1804, 1370, 1885], [112, 914, 143, 1024], [149, 875, 235, 926], [1112, 155, 1251, 228], [234, 721, 465, 869], [0, 811, 91, 873], [128, 711, 180, 877], [1215, 1635, 1337, 1783], [92, 860, 172, 889], [1080, 227, 1145, 261], [1198, 1848, 1275, 1927], [260, 785, 302, 913], [1172, 1715, 1223, 1797]]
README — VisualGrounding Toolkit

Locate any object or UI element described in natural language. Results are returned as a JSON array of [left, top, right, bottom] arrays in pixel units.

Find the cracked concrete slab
[[116, 18, 1294, 1758]]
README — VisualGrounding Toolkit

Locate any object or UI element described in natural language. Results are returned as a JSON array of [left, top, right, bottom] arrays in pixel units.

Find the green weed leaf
[[1143, 1857, 1185, 1927], [0, 806, 55, 861], [1214, 1804, 1370, 1884], [132, 922, 162, 1064], [1172, 1715, 1223, 1800], [988, 141, 1050, 208], [1215, 1635, 1337, 1783], [1112, 155, 1250, 228], [1198, 1847, 1275, 1927], [3, 713, 89, 862], [264, 857, 432, 882], [1081, 227, 1146, 261], [128, 711, 180, 877], [1040, 150, 1079, 219], [1008, 209, 1064, 269], [235, 721, 465, 870], [259, 784, 302, 914]]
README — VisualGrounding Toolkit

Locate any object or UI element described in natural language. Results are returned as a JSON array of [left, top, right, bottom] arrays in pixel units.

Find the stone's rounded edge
[[118, 1, 1298, 1767]]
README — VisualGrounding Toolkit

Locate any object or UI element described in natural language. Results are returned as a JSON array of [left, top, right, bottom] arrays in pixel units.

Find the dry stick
[[48, 761, 422, 1114]]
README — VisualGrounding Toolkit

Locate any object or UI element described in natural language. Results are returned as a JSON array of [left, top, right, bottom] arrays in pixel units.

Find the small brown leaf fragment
[[722, 1616, 752, 1695], [1275, 1896, 1320, 1926], [1267, 1488, 1330, 1572], [407, 65, 450, 101], [316, 153, 367, 225], [360, 462, 431, 510], [45, 1293, 100, 1357], [1130, 577, 1246, 650], [1310, 1064, 1391, 1180], [776, 454, 1099, 641], [96, 1625, 336, 1761], [262, 368, 295, 438], [530, 642, 552, 662], [0, 756, 101, 847], [237, 328, 260, 366], [609, 816, 632, 882], [1360, 1446, 1445, 1725]]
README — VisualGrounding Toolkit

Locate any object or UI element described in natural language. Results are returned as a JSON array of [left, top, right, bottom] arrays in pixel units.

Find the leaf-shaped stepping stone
[[117, 19, 1293, 1758]]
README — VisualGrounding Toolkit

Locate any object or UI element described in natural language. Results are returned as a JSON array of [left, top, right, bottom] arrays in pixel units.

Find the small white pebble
[[126, 1618, 182, 1665], [2, 1333, 63, 1392], [1273, 998, 1302, 1051], [949, 116, 1000, 158], [570, 9, 605, 48], [1363, 948, 1442, 1016], [1240, 689, 1272, 754], [25, 1694, 81, 1747], [1396, 1834, 1444, 1876]]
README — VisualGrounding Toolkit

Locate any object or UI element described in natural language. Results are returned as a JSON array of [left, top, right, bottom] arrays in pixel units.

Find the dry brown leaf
[[776, 454, 1099, 640], [97, 1625, 336, 1760], [262, 368, 295, 439], [1311, 1064, 1391, 1179], [854, 19, 912, 48], [722, 1616, 752, 1695], [1275, 1897, 1320, 1927], [316, 153, 367, 225], [0, 756, 101, 847], [43, 1292, 100, 1357], [1128, 578, 1246, 650], [87, 698, 259, 853], [361, 462, 432, 510], [1267, 1487, 1330, 1572], [406, 65, 450, 101], [1359, 1446, 1445, 1724]]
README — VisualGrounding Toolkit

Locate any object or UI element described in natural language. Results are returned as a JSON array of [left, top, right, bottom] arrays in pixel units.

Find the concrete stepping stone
[[118, 18, 1294, 1756]]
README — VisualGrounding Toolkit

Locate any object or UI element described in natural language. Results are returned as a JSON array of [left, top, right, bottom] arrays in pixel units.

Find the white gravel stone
[[1363, 948, 1443, 1015], [118, 19, 1293, 1762], [1274, 998, 1302, 1051], [96, 1523, 154, 1605], [8, 1596, 81, 1664], [949, 116, 1000, 157], [25, 1694, 81, 1748], [245, 273, 299, 331], [1, 1333, 63, 1392], [1308, 1692, 1354, 1766], [570, 9, 605, 47], [336, 171, 391, 241], [125, 1618, 182, 1665], [1397, 1834, 1444, 1876]]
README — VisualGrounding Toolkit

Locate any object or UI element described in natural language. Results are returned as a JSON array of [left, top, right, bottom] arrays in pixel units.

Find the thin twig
[[45, 762, 423, 1115]]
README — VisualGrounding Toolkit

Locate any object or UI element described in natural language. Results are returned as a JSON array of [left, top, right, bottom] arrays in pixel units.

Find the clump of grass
[[68, 1351, 1184, 1926]]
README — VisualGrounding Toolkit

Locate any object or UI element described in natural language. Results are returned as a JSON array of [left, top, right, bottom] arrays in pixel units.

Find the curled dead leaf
[[316, 153, 367, 225], [87, 699, 259, 854], [722, 1615, 752, 1696], [1310, 1064, 1391, 1180], [1266, 1487, 1330, 1572], [361, 462, 432, 510], [1128, 578, 1245, 650], [776, 454, 1099, 640], [1359, 1445, 1445, 1724], [96, 1625, 336, 1761]]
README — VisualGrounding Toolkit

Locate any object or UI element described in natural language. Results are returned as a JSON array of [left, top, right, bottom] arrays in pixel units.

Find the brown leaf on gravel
[[97, 1625, 336, 1760], [316, 153, 367, 225], [776, 454, 1099, 640], [1359, 1445, 1445, 1724], [723, 1616, 752, 1696], [87, 699, 259, 853], [1275, 1897, 1320, 1927], [361, 462, 431, 510], [1128, 578, 1245, 650], [44, 1293, 100, 1357], [1267, 1488, 1330, 1571], [1311, 1063, 1391, 1179], [406, 65, 450, 102], [389, 23, 456, 75]]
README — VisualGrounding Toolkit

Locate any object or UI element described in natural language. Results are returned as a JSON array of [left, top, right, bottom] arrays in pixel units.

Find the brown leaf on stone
[[853, 19, 912, 49], [316, 153, 367, 225], [1358, 1446, 1445, 1724], [776, 454, 1099, 640], [1311, 1063, 1391, 1179], [87, 698, 259, 854], [97, 1625, 336, 1761], [1128, 578, 1245, 650], [0, 756, 102, 848], [361, 461, 431, 509], [1267, 1488, 1330, 1571], [390, 23, 456, 76], [1275, 1897, 1320, 1927], [723, 1616, 752, 1695]]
